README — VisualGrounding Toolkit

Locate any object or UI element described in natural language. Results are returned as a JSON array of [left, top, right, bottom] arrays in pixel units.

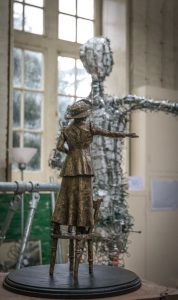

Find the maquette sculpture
[[50, 99, 138, 278]]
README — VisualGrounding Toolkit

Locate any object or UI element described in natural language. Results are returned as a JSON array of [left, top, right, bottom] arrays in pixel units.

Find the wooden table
[[1, 272, 178, 300]]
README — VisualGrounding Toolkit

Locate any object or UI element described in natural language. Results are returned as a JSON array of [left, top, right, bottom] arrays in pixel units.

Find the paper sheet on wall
[[151, 179, 178, 210], [128, 176, 144, 191]]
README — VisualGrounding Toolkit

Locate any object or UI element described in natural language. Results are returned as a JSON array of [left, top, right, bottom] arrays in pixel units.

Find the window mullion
[[21, 49, 24, 141], [22, 2, 25, 31], [76, 0, 78, 42], [75, 59, 77, 99], [45, 0, 58, 39], [21, 90, 24, 147], [94, 0, 102, 36]]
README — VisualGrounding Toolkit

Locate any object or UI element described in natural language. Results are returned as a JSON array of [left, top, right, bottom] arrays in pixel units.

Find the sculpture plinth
[[3, 264, 141, 298]]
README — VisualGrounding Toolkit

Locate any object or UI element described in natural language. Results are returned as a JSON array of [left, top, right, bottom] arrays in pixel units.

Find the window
[[12, 0, 101, 179], [13, 0, 44, 35], [58, 56, 91, 122], [13, 48, 44, 170], [58, 0, 94, 43]]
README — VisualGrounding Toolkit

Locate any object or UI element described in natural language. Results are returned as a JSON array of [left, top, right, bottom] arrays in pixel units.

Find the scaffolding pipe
[[16, 192, 40, 269], [0, 181, 60, 193]]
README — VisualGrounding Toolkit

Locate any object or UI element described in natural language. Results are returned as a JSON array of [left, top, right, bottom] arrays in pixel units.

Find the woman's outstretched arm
[[90, 123, 138, 138]]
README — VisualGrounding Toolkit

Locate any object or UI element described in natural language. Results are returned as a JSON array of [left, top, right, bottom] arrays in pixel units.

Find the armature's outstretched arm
[[114, 95, 178, 115], [91, 124, 138, 138]]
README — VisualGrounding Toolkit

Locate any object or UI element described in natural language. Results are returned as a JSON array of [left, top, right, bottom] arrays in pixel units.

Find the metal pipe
[[0, 181, 60, 193], [16, 192, 40, 269]]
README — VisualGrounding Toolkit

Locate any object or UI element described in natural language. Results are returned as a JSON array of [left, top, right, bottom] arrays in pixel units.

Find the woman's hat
[[65, 99, 92, 119]]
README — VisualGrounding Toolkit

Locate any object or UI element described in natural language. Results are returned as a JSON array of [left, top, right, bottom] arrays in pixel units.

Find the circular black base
[[3, 264, 141, 298]]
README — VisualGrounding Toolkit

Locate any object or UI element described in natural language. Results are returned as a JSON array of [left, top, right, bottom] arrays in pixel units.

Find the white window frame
[[13, 0, 44, 35], [12, 0, 102, 182]]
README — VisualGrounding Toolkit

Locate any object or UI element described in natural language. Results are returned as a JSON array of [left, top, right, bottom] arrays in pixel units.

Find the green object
[[0, 193, 52, 264]]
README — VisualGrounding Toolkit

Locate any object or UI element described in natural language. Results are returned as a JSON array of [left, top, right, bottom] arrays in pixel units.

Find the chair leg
[[49, 237, 58, 276], [74, 240, 80, 280], [69, 239, 74, 272], [74, 240, 85, 280], [88, 240, 93, 274]]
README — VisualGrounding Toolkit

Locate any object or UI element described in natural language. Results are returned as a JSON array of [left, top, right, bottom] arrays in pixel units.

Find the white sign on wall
[[151, 179, 178, 210], [128, 176, 144, 191]]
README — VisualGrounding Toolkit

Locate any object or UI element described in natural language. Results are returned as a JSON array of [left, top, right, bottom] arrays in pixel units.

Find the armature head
[[80, 37, 114, 82]]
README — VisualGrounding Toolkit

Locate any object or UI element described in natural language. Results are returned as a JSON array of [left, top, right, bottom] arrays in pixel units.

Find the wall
[[125, 86, 178, 288], [102, 0, 178, 288], [130, 0, 178, 91], [124, 0, 178, 288], [0, 0, 12, 181]]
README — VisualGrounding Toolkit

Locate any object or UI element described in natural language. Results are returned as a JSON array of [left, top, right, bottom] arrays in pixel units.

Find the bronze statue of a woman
[[51, 99, 137, 235]]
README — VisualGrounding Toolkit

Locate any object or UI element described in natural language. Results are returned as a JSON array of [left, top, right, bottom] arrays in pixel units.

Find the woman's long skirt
[[52, 176, 94, 227]]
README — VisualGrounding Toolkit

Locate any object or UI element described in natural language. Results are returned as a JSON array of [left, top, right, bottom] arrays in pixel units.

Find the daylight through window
[[13, 0, 44, 35], [58, 0, 94, 43], [58, 56, 91, 122], [13, 48, 44, 170]]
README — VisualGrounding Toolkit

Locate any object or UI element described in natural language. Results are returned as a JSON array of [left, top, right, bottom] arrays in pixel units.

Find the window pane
[[25, 0, 44, 7], [13, 48, 23, 87], [77, 18, 94, 44], [58, 56, 75, 95], [58, 14, 76, 42], [59, 0, 76, 15], [76, 59, 91, 97], [77, 0, 94, 19], [24, 50, 43, 89], [24, 6, 43, 34], [24, 133, 41, 170], [13, 2, 23, 30], [13, 90, 21, 128], [13, 131, 21, 147], [24, 92, 42, 129], [58, 96, 74, 121]]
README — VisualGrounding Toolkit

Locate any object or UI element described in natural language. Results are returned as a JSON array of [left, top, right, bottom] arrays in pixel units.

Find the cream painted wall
[[125, 86, 178, 288], [102, 0, 178, 288], [130, 0, 178, 91]]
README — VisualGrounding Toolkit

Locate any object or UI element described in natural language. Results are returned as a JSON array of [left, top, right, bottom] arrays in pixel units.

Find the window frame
[[58, 0, 96, 43], [12, 0, 102, 181], [13, 0, 45, 35], [12, 44, 45, 174], [57, 54, 92, 122]]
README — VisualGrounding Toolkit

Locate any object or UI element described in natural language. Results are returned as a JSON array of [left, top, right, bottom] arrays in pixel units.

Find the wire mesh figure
[[80, 37, 178, 264]]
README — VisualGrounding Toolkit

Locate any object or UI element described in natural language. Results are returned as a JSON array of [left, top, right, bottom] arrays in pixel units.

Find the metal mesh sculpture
[[50, 37, 178, 265], [79, 37, 178, 265]]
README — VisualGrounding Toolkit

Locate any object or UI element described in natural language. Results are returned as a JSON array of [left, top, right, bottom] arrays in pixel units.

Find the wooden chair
[[49, 199, 102, 280]]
